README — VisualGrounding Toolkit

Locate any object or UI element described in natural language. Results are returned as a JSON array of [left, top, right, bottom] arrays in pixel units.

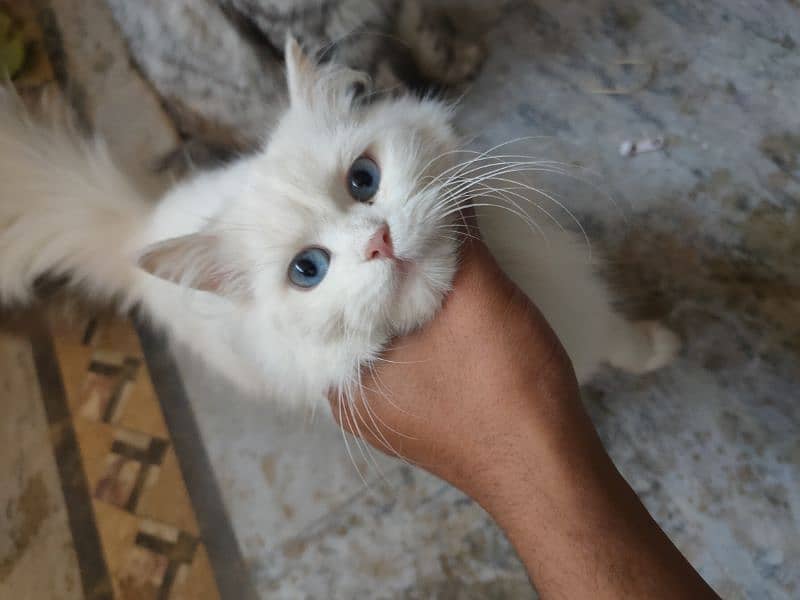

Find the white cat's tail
[[0, 88, 149, 307]]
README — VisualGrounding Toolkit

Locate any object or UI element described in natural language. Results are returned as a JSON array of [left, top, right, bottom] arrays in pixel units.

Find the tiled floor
[[1, 0, 799, 599], [1, 312, 223, 600], [54, 316, 220, 599]]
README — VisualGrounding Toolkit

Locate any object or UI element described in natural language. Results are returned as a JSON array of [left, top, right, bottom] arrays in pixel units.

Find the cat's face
[[140, 40, 461, 369], [242, 99, 459, 344]]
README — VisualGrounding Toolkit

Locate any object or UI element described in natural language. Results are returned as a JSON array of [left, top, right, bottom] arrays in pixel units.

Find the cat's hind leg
[[606, 318, 681, 375]]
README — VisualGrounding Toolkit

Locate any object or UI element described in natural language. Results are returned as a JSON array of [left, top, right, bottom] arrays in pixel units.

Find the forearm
[[329, 237, 717, 598], [462, 391, 719, 600]]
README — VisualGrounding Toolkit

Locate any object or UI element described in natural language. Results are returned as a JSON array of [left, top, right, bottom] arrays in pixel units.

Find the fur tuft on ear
[[136, 233, 251, 300], [284, 35, 370, 111], [285, 36, 316, 106]]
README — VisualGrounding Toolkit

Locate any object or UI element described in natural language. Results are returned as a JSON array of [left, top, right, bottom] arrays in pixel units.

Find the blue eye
[[288, 247, 330, 289], [347, 156, 381, 203]]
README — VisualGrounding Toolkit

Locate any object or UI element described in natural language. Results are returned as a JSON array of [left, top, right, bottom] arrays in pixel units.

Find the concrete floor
[[3, 0, 799, 598]]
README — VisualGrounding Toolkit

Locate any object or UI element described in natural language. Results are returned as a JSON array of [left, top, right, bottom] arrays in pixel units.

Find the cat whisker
[[443, 156, 575, 185], [435, 229, 481, 245], [419, 135, 557, 186], [415, 147, 491, 192], [435, 200, 545, 244], [436, 159, 574, 202], [424, 156, 567, 206], [438, 153, 624, 221], [366, 359, 423, 425], [359, 378, 416, 446], [432, 164, 559, 212], [349, 372, 404, 480], [435, 220, 481, 238], [483, 173, 592, 257], [344, 323, 398, 472], [460, 190, 553, 245], [428, 146, 600, 206], [347, 371, 388, 479], [474, 182, 566, 234], [463, 196, 551, 247], [432, 160, 592, 254], [469, 157, 622, 218], [502, 184, 586, 246], [428, 180, 552, 229], [336, 386, 372, 489]]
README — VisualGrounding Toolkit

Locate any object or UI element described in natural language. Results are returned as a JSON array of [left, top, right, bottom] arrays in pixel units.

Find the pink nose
[[365, 224, 395, 261]]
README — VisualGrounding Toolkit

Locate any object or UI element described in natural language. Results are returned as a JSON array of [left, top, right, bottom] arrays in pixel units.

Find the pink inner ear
[[197, 274, 225, 292], [191, 265, 252, 300], [183, 261, 249, 297], [136, 234, 250, 300]]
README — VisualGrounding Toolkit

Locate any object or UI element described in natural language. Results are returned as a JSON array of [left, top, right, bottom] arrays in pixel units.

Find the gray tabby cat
[[221, 0, 484, 87], [107, 0, 484, 163]]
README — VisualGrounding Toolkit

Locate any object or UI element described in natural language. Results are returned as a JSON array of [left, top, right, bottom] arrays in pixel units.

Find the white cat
[[0, 39, 679, 406]]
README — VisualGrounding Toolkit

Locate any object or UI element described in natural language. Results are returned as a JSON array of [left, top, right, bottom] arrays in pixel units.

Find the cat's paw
[[636, 320, 682, 373]]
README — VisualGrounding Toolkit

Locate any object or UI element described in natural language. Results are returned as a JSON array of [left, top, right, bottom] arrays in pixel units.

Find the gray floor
[[40, 0, 800, 598]]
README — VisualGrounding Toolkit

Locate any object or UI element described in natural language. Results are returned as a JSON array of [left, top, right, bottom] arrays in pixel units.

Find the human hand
[[329, 237, 719, 600], [329, 237, 583, 499]]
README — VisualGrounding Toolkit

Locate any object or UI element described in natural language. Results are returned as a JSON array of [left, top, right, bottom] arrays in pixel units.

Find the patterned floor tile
[[51, 315, 220, 600], [1, 310, 224, 600]]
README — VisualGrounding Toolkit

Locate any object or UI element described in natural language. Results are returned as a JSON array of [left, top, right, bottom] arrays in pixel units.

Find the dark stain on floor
[[0, 472, 50, 581], [760, 133, 800, 175]]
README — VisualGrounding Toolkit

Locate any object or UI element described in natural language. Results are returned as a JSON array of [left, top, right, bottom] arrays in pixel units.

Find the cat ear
[[285, 35, 370, 109], [285, 36, 316, 105], [285, 36, 368, 110], [136, 233, 251, 300]]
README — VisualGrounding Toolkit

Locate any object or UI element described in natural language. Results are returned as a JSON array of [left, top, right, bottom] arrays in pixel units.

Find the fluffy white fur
[[0, 40, 678, 407]]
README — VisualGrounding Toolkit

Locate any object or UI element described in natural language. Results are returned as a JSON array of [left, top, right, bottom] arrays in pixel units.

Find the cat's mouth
[[371, 254, 415, 285], [395, 257, 414, 277], [365, 223, 416, 277]]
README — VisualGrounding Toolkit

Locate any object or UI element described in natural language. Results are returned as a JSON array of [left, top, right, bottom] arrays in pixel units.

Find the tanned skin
[[331, 238, 720, 600]]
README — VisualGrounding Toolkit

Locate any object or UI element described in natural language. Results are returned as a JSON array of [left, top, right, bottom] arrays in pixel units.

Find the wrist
[[446, 386, 604, 518]]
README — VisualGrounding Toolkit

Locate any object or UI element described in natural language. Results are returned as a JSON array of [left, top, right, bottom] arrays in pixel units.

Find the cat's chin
[[387, 249, 457, 336]]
